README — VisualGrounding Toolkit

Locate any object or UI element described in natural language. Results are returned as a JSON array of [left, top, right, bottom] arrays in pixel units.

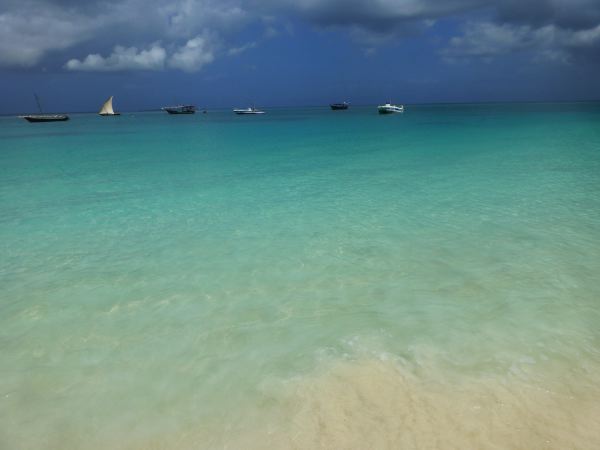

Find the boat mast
[[34, 93, 43, 113]]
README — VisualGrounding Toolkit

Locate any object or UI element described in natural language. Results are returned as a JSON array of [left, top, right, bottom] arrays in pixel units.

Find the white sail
[[99, 96, 115, 115]]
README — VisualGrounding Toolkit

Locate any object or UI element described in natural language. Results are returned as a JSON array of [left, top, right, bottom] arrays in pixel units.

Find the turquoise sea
[[1, 103, 600, 449]]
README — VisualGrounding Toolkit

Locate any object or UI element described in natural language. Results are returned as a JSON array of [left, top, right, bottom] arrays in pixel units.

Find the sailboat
[[22, 94, 69, 122], [98, 96, 120, 116]]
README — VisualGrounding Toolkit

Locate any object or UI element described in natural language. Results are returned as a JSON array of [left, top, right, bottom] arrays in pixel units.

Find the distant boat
[[233, 107, 265, 115], [378, 102, 404, 114], [98, 96, 120, 116], [162, 105, 196, 114], [22, 94, 69, 122], [22, 115, 70, 123], [330, 102, 349, 110]]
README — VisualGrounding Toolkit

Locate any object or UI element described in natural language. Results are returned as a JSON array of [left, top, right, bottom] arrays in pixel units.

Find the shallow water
[[1, 103, 600, 449]]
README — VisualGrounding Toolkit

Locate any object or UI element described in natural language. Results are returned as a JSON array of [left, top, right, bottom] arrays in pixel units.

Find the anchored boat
[[99, 96, 120, 116], [23, 115, 69, 123], [233, 107, 265, 115], [330, 102, 349, 110], [22, 94, 69, 122], [378, 102, 404, 114], [162, 105, 197, 114]]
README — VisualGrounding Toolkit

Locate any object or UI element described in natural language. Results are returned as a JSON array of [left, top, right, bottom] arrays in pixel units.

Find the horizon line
[[2, 98, 599, 116]]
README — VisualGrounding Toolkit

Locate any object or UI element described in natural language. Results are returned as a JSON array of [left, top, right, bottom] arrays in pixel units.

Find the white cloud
[[64, 34, 221, 72], [168, 34, 217, 71], [1, 0, 492, 69], [161, 0, 249, 38], [65, 44, 167, 71], [565, 24, 600, 47], [263, 26, 279, 39], [442, 22, 533, 60], [228, 41, 257, 56], [442, 21, 600, 63], [0, 0, 249, 70]]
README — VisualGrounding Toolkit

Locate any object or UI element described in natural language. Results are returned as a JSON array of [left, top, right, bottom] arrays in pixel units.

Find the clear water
[[1, 104, 600, 449]]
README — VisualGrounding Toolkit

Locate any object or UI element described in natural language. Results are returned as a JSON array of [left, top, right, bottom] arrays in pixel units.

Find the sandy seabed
[[118, 357, 600, 450]]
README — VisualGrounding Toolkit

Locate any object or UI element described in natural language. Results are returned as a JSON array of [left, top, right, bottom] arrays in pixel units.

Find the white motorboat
[[378, 102, 404, 114], [233, 107, 265, 115]]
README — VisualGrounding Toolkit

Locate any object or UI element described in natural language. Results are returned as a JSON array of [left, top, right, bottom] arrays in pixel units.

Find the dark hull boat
[[22, 94, 69, 122], [163, 105, 196, 114], [23, 115, 69, 122], [330, 102, 349, 110]]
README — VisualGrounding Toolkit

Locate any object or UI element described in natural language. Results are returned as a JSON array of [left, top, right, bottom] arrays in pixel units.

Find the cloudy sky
[[1, 0, 599, 113]]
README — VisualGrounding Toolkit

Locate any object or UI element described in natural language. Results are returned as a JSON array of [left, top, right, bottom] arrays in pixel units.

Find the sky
[[1, 0, 599, 113]]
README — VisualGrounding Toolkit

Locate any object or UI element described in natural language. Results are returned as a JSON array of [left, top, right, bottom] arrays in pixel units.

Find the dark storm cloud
[[496, 0, 600, 30], [0, 0, 247, 69], [278, 0, 487, 30], [280, 0, 600, 62], [443, 0, 600, 63], [1, 0, 599, 70]]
